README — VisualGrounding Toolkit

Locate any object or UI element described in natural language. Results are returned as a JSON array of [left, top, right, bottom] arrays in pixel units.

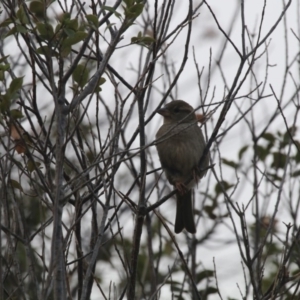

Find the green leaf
[[131, 33, 155, 47], [267, 172, 282, 182], [27, 160, 41, 173], [5, 26, 18, 37], [67, 19, 78, 31], [10, 109, 23, 119], [292, 170, 300, 177], [9, 77, 23, 95], [36, 46, 58, 56], [288, 125, 297, 136], [62, 31, 88, 47], [102, 6, 122, 19], [29, 1, 46, 19], [124, 3, 144, 19], [59, 12, 71, 23], [214, 180, 233, 195], [98, 77, 106, 85], [271, 152, 287, 169], [63, 28, 76, 37], [256, 145, 269, 161], [16, 6, 30, 24], [261, 132, 275, 143], [238, 145, 248, 159], [123, 0, 134, 6], [0, 18, 13, 28], [203, 205, 217, 219], [104, 23, 116, 33], [294, 147, 300, 163], [222, 158, 239, 169], [16, 24, 28, 33], [72, 64, 89, 87], [94, 77, 106, 92], [61, 45, 71, 58], [196, 270, 214, 284], [86, 14, 99, 28], [10, 179, 23, 192], [130, 3, 144, 16], [0, 63, 10, 71], [0, 56, 9, 63], [0, 93, 11, 112], [36, 22, 54, 39], [0, 56, 10, 81], [199, 287, 218, 295]]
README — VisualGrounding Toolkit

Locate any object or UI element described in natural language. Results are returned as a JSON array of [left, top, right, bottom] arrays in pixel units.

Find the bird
[[155, 100, 209, 234]]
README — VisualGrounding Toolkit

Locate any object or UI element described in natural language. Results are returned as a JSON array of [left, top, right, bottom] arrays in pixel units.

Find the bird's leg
[[193, 167, 200, 187], [175, 182, 188, 195]]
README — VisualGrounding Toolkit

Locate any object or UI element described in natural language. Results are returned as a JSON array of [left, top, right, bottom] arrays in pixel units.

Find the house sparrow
[[155, 100, 209, 234]]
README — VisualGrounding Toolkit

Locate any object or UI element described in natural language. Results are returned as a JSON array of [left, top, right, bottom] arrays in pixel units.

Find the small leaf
[[72, 64, 89, 87], [256, 145, 269, 161], [261, 132, 275, 143], [131, 34, 155, 47], [214, 180, 233, 195], [0, 18, 13, 28], [271, 152, 287, 169], [199, 287, 218, 295], [37, 46, 58, 56], [5, 26, 18, 37], [124, 3, 143, 20], [0, 55, 10, 64], [196, 270, 214, 284], [58, 12, 71, 23], [267, 172, 282, 182], [222, 158, 239, 169], [104, 23, 116, 33], [94, 77, 106, 92], [16, 24, 28, 34], [238, 145, 248, 159], [292, 170, 300, 177], [294, 147, 300, 163], [10, 179, 23, 192], [63, 28, 76, 37], [203, 205, 217, 219], [36, 22, 54, 39], [0, 93, 11, 112], [86, 14, 99, 28], [16, 6, 30, 24], [123, 0, 134, 7], [27, 159, 41, 173], [62, 31, 88, 47], [9, 77, 23, 95], [61, 44, 71, 58], [29, 1, 46, 19], [9, 109, 23, 119], [102, 6, 122, 19], [98, 77, 106, 85], [129, 3, 144, 16], [0, 64, 10, 71], [67, 19, 78, 31]]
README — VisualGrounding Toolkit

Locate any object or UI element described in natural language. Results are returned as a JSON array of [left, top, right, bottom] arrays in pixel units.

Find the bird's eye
[[173, 107, 180, 113]]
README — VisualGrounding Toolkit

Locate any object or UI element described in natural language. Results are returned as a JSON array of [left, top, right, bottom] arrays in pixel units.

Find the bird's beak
[[156, 107, 171, 117]]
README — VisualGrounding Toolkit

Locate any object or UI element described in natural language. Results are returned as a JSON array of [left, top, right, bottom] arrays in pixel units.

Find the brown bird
[[155, 100, 209, 234]]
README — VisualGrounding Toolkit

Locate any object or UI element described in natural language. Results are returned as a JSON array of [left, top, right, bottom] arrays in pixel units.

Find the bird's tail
[[175, 190, 196, 234]]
